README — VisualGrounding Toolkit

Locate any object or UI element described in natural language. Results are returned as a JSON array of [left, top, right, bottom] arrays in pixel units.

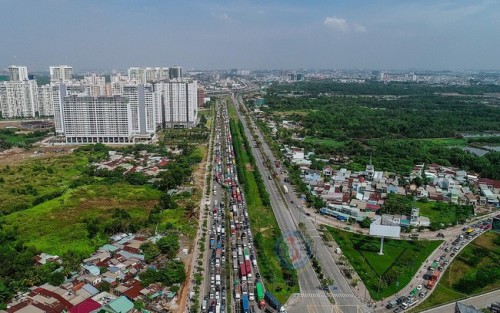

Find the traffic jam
[[203, 102, 285, 313], [385, 218, 494, 313]]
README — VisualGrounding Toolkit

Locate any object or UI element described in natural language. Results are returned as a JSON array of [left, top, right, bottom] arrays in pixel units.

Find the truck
[[240, 263, 247, 279], [245, 260, 252, 279], [265, 291, 285, 312], [216, 274, 221, 286], [256, 282, 266, 309], [234, 284, 241, 300], [426, 270, 440, 289], [244, 248, 250, 260], [283, 185, 288, 194], [242, 294, 250, 313], [248, 282, 255, 301]]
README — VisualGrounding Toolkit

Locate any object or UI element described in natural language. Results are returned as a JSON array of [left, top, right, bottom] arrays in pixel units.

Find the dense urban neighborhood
[[0, 66, 499, 313]]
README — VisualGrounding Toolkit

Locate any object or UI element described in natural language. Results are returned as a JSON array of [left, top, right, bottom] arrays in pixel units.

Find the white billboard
[[369, 223, 401, 238]]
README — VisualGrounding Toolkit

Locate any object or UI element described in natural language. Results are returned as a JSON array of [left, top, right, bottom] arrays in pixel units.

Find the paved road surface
[[233, 94, 368, 313], [418, 289, 500, 313]]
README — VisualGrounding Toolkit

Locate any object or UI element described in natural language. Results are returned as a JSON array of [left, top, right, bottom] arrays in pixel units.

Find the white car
[[416, 285, 422, 290]]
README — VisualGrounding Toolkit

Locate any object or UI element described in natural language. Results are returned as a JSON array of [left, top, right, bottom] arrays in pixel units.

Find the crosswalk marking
[[299, 293, 358, 298]]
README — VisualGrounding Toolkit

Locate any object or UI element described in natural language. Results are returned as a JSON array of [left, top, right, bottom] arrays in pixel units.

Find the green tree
[[48, 271, 65, 286], [159, 193, 177, 211], [359, 217, 372, 229], [140, 242, 160, 263], [156, 233, 180, 259]]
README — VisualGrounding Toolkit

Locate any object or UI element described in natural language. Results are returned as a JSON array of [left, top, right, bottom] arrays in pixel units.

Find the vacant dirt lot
[[0, 146, 75, 166]]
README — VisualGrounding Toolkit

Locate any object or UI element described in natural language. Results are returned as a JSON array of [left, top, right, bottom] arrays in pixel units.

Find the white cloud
[[324, 16, 366, 33], [323, 16, 349, 32], [217, 12, 232, 22], [353, 23, 366, 33]]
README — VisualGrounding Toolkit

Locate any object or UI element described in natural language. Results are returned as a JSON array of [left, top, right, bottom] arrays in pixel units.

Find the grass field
[[0, 145, 206, 256], [0, 152, 88, 214], [229, 103, 299, 303], [4, 184, 161, 255], [303, 136, 346, 148], [415, 231, 500, 311], [322, 226, 442, 300]]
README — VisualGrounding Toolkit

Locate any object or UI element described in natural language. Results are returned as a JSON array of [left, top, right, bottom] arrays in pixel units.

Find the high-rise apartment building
[[155, 80, 197, 128], [8, 66, 29, 81], [0, 80, 39, 118], [83, 74, 106, 96], [168, 66, 182, 79], [197, 86, 206, 108], [54, 83, 157, 143], [61, 95, 131, 144], [50, 65, 73, 82], [37, 84, 54, 116], [128, 67, 169, 84]]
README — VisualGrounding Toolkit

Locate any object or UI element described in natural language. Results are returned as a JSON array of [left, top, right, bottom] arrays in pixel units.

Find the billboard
[[369, 223, 401, 238]]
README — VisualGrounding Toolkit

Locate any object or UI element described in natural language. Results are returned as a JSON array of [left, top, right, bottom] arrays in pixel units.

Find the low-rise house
[[101, 296, 134, 313]]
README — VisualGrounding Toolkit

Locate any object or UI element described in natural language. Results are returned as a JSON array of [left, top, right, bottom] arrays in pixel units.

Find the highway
[[232, 94, 367, 313]]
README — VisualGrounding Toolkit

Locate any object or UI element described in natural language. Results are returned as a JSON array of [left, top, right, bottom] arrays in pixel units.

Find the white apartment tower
[[128, 67, 169, 84], [37, 84, 54, 116], [53, 83, 156, 143], [155, 80, 198, 128], [50, 65, 73, 82], [0, 80, 38, 118], [9, 66, 29, 81], [61, 95, 131, 144]]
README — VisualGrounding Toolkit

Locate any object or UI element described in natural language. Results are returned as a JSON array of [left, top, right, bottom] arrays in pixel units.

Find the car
[[416, 285, 422, 290], [450, 252, 456, 257], [393, 308, 402, 313], [419, 291, 426, 298], [291, 200, 294, 204], [305, 212, 311, 216]]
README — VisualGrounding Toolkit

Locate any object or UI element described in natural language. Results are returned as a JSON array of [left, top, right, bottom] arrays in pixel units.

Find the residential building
[[83, 74, 106, 96], [54, 83, 156, 144], [8, 65, 29, 81], [59, 95, 131, 143], [128, 67, 169, 84], [155, 80, 198, 128], [169, 66, 182, 79], [0, 79, 39, 118], [197, 86, 206, 107], [50, 65, 73, 82], [37, 84, 54, 116]]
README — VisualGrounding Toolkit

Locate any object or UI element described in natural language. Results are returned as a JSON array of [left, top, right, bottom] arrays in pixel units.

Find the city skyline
[[1, 0, 500, 71]]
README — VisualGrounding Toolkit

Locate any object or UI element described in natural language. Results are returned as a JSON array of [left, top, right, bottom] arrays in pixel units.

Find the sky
[[1, 0, 500, 71]]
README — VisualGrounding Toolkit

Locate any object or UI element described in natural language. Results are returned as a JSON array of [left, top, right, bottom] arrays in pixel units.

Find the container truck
[[256, 282, 266, 309], [265, 291, 285, 312], [242, 294, 250, 313], [248, 282, 255, 301], [245, 260, 252, 279], [240, 263, 247, 279]]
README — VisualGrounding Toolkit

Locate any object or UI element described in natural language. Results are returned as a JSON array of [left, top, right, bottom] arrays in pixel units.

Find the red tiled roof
[[69, 299, 101, 313], [33, 287, 73, 310], [478, 178, 500, 189], [366, 203, 381, 211], [122, 280, 144, 300]]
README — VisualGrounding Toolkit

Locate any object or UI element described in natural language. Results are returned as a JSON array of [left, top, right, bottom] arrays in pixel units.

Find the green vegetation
[[269, 81, 500, 96], [0, 141, 205, 304], [261, 82, 500, 179], [381, 195, 473, 229], [416, 231, 500, 311], [322, 226, 442, 300], [228, 103, 298, 303], [0, 128, 51, 150]]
